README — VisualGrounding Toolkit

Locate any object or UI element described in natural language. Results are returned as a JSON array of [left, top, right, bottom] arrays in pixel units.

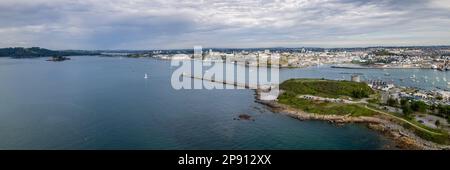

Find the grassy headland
[[274, 78, 450, 147], [278, 79, 376, 116], [0, 47, 100, 58]]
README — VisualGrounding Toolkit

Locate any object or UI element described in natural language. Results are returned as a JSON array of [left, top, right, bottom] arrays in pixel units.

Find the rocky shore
[[256, 99, 449, 150]]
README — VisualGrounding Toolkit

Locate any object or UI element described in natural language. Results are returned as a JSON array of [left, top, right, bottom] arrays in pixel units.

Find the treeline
[[371, 49, 399, 56], [431, 105, 450, 120], [387, 98, 450, 121], [0, 47, 100, 58]]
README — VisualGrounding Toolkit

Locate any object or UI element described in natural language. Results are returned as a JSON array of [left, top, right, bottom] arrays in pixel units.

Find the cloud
[[0, 0, 449, 49]]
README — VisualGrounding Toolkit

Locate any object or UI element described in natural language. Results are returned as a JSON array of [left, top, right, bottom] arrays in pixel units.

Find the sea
[[0, 56, 447, 149]]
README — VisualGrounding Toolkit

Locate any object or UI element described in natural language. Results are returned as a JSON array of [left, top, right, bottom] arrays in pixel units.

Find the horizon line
[[2, 45, 450, 51]]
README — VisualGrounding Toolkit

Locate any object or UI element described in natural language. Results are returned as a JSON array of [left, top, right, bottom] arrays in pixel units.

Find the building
[[351, 75, 361, 82], [367, 80, 394, 91]]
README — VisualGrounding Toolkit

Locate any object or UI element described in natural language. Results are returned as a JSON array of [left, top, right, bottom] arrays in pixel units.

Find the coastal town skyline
[[1, 0, 450, 50]]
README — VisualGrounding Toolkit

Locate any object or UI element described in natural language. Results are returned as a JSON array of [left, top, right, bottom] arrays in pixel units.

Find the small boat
[[384, 72, 390, 76], [144, 73, 148, 79]]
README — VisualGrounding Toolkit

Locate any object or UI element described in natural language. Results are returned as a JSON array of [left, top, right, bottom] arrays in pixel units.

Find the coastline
[[330, 65, 425, 69], [255, 96, 449, 150]]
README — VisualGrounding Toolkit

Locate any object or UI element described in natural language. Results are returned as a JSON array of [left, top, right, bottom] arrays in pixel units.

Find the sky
[[0, 0, 450, 50]]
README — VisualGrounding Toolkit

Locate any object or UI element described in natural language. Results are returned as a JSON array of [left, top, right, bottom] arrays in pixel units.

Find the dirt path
[[364, 106, 443, 136]]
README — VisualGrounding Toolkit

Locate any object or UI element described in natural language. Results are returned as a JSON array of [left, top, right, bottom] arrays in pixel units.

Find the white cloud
[[428, 0, 450, 9]]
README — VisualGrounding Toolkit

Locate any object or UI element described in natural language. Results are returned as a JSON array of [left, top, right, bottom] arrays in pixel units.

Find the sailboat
[[144, 73, 148, 79]]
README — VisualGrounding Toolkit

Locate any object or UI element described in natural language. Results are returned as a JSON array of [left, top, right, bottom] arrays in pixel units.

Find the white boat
[[144, 73, 148, 79]]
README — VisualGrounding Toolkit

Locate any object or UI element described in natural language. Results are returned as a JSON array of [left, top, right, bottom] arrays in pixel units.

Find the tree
[[435, 120, 441, 127], [387, 98, 398, 107], [400, 99, 409, 107], [402, 104, 413, 116], [437, 104, 450, 118], [351, 89, 369, 99], [411, 101, 428, 113], [400, 99, 413, 116]]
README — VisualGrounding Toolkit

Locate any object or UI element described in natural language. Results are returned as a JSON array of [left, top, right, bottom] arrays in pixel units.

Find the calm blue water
[[0, 56, 403, 149]]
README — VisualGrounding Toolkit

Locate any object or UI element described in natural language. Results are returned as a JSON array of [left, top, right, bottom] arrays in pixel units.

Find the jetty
[[182, 73, 279, 101], [182, 73, 273, 91]]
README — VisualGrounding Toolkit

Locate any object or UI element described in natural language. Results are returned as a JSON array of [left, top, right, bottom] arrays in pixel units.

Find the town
[[122, 46, 450, 138], [121, 46, 450, 70]]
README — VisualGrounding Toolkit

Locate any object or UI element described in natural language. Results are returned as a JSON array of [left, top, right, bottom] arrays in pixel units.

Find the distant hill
[[0, 47, 100, 58]]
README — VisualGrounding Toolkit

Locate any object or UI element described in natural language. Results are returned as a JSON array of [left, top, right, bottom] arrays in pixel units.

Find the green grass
[[278, 79, 376, 116], [409, 117, 444, 134], [280, 79, 374, 99], [401, 122, 450, 145], [278, 79, 450, 145], [367, 105, 450, 144], [278, 92, 377, 117]]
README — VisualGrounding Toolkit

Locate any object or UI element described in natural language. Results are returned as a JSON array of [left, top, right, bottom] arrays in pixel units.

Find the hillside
[[279, 79, 374, 99], [0, 47, 99, 58], [278, 79, 376, 116]]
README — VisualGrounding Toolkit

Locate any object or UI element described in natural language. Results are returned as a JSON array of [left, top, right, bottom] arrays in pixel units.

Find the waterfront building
[[351, 75, 361, 82]]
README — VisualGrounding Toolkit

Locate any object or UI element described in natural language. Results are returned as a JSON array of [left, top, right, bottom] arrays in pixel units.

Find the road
[[364, 106, 443, 136]]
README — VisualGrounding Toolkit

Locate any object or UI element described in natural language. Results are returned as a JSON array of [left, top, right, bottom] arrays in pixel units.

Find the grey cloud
[[0, 0, 449, 49]]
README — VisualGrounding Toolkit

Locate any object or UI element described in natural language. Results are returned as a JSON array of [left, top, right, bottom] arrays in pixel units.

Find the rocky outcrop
[[256, 99, 449, 150]]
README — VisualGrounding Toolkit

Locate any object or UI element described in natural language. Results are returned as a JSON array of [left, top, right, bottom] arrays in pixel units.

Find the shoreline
[[255, 98, 448, 150], [330, 65, 426, 70]]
